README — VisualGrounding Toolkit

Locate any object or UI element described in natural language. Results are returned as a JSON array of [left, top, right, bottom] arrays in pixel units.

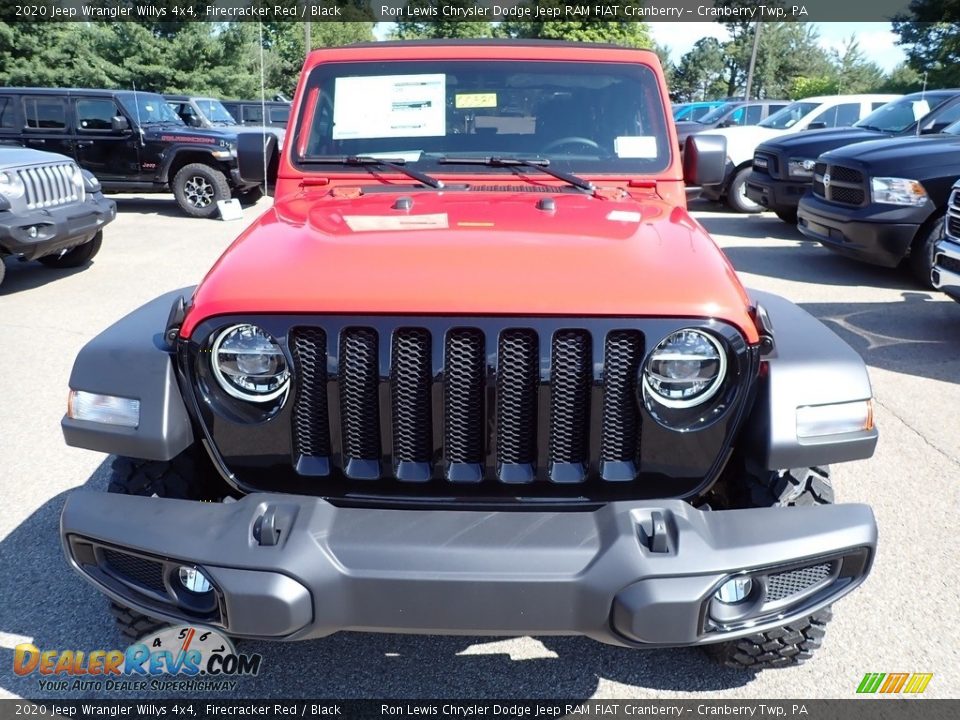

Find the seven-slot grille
[[16, 163, 82, 210], [946, 188, 960, 239], [290, 325, 645, 484], [812, 161, 866, 206]]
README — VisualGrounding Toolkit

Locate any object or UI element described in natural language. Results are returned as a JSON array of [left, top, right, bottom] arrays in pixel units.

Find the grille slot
[[946, 189, 960, 238], [813, 162, 866, 206], [443, 329, 485, 477], [339, 328, 381, 477], [766, 563, 832, 602], [103, 549, 165, 594], [496, 330, 539, 481], [937, 252, 960, 274], [17, 163, 81, 210], [600, 331, 643, 480], [548, 330, 592, 480], [391, 328, 433, 478], [291, 328, 330, 462]]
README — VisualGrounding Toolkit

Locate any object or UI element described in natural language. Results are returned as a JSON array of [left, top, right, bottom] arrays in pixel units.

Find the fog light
[[28, 226, 38, 238], [67, 390, 140, 428], [714, 576, 753, 604], [178, 566, 212, 594]]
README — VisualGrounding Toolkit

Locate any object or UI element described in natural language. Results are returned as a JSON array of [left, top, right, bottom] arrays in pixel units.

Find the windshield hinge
[[628, 179, 657, 188], [300, 177, 330, 187]]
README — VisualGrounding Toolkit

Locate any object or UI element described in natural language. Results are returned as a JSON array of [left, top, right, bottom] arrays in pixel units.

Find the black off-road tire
[[775, 208, 799, 225], [726, 166, 763, 214], [106, 447, 223, 641], [234, 185, 263, 206], [172, 163, 231, 218], [704, 466, 835, 671], [908, 214, 943, 289], [0, 256, 6, 287], [38, 231, 103, 269]]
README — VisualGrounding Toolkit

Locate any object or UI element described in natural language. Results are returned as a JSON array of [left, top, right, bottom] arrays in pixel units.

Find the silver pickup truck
[[0, 147, 115, 288]]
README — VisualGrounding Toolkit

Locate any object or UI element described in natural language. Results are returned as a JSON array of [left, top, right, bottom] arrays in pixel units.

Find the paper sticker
[[913, 100, 931, 120], [343, 214, 449, 232], [333, 74, 446, 140], [614, 136, 658, 159], [455, 93, 497, 109], [606, 210, 642, 223]]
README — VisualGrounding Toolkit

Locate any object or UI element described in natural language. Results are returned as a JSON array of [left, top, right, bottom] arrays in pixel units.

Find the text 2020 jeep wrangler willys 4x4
[[59, 43, 879, 671]]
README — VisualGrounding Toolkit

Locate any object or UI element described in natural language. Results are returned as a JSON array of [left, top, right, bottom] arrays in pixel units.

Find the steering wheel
[[541, 136, 602, 154]]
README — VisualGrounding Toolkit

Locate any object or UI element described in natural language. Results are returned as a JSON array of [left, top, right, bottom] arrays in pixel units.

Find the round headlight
[[642, 329, 726, 409], [211, 324, 289, 402], [0, 170, 25, 200]]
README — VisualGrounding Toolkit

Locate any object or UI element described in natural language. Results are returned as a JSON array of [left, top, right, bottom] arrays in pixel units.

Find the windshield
[[293, 60, 672, 176], [758, 101, 820, 130], [118, 93, 183, 125], [854, 94, 950, 133], [696, 103, 735, 124], [195, 98, 236, 124]]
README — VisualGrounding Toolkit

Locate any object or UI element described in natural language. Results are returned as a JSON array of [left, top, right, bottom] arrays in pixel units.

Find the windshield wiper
[[856, 124, 885, 132], [438, 156, 594, 192], [300, 155, 443, 188]]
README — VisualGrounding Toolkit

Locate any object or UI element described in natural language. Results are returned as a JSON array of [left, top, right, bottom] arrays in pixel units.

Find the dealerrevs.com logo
[[13, 625, 262, 693], [856, 672, 934, 694]]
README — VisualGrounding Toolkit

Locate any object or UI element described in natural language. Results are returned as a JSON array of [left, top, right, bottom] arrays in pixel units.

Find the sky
[[650, 22, 906, 73]]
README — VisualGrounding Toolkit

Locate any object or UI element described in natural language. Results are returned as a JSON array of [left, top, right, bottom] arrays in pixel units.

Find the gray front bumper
[[61, 492, 876, 647]]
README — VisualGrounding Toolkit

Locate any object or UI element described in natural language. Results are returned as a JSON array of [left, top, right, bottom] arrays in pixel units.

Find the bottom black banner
[[0, 700, 954, 720]]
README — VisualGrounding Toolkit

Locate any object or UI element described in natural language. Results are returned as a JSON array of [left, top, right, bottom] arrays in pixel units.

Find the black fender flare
[[62, 288, 196, 461], [158, 147, 226, 184]]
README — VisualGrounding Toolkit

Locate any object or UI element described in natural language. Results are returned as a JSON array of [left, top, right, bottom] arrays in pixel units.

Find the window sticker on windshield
[[455, 93, 497, 109], [333, 74, 446, 140], [913, 101, 931, 120], [614, 136, 658, 159]]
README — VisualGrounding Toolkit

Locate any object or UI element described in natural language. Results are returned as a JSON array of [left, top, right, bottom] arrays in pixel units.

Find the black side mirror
[[111, 116, 130, 133], [186, 115, 203, 128], [806, 121, 827, 130], [683, 134, 727, 186], [921, 121, 950, 135], [237, 132, 279, 186]]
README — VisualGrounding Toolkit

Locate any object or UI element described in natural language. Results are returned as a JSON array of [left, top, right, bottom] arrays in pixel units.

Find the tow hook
[[253, 503, 298, 547]]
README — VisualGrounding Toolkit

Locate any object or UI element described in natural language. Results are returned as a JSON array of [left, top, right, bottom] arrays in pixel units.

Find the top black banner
[[0, 0, 932, 24]]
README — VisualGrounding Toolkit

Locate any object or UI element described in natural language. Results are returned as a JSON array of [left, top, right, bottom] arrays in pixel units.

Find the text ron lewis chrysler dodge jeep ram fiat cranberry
[[58, 42, 878, 672]]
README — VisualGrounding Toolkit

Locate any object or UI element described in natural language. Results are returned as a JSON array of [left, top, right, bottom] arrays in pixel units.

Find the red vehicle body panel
[[181, 43, 759, 345]]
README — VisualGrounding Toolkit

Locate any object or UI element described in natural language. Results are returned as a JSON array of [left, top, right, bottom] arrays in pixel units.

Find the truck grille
[[289, 324, 645, 484], [946, 188, 960, 239], [812, 162, 866, 206], [17, 163, 83, 210]]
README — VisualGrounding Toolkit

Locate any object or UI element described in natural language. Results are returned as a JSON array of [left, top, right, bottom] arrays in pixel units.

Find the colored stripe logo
[[857, 672, 933, 694]]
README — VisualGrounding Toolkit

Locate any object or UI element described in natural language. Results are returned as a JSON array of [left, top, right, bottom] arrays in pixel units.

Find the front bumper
[[932, 238, 960, 302], [61, 491, 876, 647], [744, 172, 810, 213], [0, 194, 116, 261], [797, 194, 927, 268]]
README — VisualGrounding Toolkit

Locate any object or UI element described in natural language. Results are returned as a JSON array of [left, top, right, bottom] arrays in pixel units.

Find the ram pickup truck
[[59, 41, 878, 672]]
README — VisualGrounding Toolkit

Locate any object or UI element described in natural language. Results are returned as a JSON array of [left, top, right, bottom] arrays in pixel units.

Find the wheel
[[172, 163, 230, 218], [775, 208, 798, 225], [726, 166, 763, 214], [704, 466, 835, 670], [105, 448, 224, 640], [234, 185, 263, 206], [908, 214, 943, 289], [0, 256, 6, 288], [37, 231, 102, 269]]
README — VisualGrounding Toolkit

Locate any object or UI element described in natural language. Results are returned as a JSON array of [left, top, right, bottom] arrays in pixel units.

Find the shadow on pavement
[[112, 196, 188, 219], [0, 461, 754, 700], [0, 258, 93, 296]]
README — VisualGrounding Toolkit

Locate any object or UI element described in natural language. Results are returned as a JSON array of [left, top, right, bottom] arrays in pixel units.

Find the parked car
[[697, 94, 901, 212], [219, 99, 290, 129], [0, 88, 263, 218], [748, 90, 960, 223], [59, 41, 878, 671], [797, 119, 960, 286], [673, 100, 727, 121], [932, 182, 960, 301], [675, 99, 789, 151], [0, 146, 115, 287], [165, 95, 285, 149]]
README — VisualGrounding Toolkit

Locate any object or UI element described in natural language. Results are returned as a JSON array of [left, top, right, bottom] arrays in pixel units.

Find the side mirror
[[806, 121, 827, 130], [186, 115, 203, 128], [237, 132, 278, 186], [111, 116, 130, 133], [921, 121, 950, 135], [683, 134, 727, 187]]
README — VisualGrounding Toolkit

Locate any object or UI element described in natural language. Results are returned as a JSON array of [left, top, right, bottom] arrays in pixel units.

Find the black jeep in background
[[749, 90, 960, 224], [0, 88, 262, 218]]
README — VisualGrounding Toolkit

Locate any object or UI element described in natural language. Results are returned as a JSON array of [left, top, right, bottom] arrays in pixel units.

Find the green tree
[[831, 36, 885, 94], [672, 38, 728, 102], [0, 22, 122, 88], [892, 1, 960, 87], [879, 63, 924, 93]]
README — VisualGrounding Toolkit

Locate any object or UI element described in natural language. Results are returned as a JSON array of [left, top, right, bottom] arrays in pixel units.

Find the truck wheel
[[38, 231, 103, 269], [775, 209, 798, 225], [105, 448, 223, 640], [704, 466, 835, 670], [908, 215, 943, 289], [0, 257, 5, 287], [726, 167, 763, 214], [234, 186, 263, 206], [172, 163, 230, 218]]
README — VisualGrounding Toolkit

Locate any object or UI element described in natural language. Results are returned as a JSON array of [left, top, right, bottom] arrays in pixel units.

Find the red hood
[[182, 187, 758, 343]]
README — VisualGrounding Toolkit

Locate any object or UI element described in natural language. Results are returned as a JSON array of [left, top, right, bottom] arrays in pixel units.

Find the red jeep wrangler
[[60, 42, 878, 671]]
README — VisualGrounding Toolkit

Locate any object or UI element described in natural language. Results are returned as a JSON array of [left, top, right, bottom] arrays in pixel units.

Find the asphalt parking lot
[[1, 195, 958, 700]]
